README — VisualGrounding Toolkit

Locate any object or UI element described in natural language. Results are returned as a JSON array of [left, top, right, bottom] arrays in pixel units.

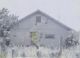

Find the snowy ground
[[61, 45, 80, 58], [4, 46, 60, 58], [0, 45, 80, 58]]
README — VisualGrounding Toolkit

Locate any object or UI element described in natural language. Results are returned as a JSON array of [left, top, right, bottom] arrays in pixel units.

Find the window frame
[[45, 34, 55, 39]]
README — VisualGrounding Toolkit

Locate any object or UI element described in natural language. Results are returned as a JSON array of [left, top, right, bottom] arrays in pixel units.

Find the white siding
[[10, 12, 72, 50]]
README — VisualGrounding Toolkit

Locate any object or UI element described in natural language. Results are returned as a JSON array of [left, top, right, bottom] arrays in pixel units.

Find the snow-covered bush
[[65, 31, 79, 48]]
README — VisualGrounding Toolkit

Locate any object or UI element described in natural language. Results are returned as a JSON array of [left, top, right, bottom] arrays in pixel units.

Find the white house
[[9, 10, 75, 50]]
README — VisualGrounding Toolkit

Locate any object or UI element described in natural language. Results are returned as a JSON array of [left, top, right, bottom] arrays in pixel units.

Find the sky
[[0, 0, 80, 31]]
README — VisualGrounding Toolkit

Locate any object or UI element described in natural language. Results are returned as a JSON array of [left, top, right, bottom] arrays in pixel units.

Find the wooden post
[[58, 37, 63, 58]]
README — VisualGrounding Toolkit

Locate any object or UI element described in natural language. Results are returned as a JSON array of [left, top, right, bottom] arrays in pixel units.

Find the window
[[36, 16, 41, 25], [45, 34, 55, 39]]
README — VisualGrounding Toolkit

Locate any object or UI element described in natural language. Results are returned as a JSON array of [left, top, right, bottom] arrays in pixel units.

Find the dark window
[[5, 39, 10, 46], [45, 34, 55, 39], [36, 16, 41, 24]]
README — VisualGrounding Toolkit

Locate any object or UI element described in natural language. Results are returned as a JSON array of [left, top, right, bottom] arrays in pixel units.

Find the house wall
[[10, 13, 72, 50]]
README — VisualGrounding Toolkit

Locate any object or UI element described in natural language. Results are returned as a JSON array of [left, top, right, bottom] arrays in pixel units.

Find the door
[[30, 32, 38, 45]]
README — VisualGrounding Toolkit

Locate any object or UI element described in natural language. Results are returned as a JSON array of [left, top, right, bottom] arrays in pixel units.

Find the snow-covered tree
[[0, 8, 18, 56]]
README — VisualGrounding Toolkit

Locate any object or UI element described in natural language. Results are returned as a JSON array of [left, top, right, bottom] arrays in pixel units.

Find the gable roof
[[15, 10, 74, 31]]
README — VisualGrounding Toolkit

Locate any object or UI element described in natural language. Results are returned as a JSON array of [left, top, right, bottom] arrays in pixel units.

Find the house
[[9, 10, 75, 50]]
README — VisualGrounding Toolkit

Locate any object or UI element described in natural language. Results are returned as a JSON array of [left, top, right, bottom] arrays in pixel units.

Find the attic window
[[36, 16, 41, 24]]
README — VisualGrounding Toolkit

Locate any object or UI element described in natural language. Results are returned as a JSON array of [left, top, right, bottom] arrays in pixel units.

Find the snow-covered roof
[[13, 10, 75, 31]]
